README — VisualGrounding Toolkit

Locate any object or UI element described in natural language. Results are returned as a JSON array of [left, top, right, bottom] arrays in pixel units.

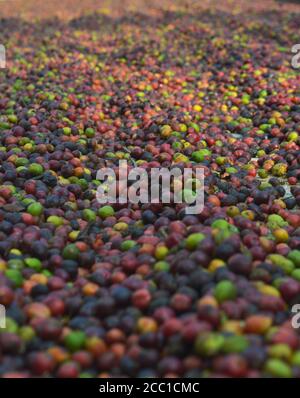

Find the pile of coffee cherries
[[0, 1, 300, 378]]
